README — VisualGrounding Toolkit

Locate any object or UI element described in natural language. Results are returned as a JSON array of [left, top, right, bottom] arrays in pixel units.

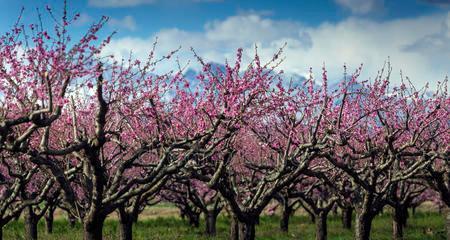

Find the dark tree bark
[[332, 205, 338, 216], [178, 204, 201, 228], [187, 211, 200, 227], [45, 214, 53, 234], [280, 204, 293, 232], [342, 207, 352, 230], [238, 222, 256, 240], [294, 193, 335, 240], [119, 220, 133, 240], [118, 207, 134, 240], [205, 210, 219, 236], [393, 205, 409, 240], [229, 213, 258, 240], [0, 225, 3, 240], [132, 212, 139, 223], [393, 210, 403, 240], [83, 214, 106, 240], [230, 215, 240, 240], [276, 193, 296, 233], [24, 206, 38, 240], [354, 211, 374, 240], [45, 206, 56, 234], [315, 212, 327, 240]]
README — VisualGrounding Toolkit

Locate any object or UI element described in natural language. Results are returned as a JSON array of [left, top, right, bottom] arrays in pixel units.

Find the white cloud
[[335, 0, 383, 14], [108, 16, 137, 31], [101, 12, 450, 87], [204, 15, 311, 49], [403, 12, 450, 54]]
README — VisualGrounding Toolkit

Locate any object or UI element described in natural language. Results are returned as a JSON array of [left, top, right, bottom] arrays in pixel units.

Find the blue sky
[[0, 0, 449, 87]]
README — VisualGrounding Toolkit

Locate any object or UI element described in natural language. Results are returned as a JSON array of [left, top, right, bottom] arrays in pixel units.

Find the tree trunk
[[45, 207, 55, 234], [83, 215, 106, 240], [402, 208, 408, 228], [205, 210, 218, 236], [188, 212, 200, 227], [230, 215, 240, 240], [118, 208, 134, 240], [238, 222, 256, 240], [119, 218, 133, 240], [354, 211, 373, 240], [0, 225, 3, 240], [315, 212, 328, 240], [393, 205, 408, 240], [132, 212, 139, 223], [280, 206, 292, 232], [332, 205, 338, 216], [68, 211, 76, 228], [24, 206, 38, 240], [342, 207, 352, 229]]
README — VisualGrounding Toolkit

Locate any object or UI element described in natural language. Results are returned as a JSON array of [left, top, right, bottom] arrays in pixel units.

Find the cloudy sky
[[0, 0, 449, 87]]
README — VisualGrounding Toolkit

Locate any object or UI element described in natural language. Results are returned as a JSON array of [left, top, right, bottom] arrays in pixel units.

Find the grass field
[[2, 208, 446, 240]]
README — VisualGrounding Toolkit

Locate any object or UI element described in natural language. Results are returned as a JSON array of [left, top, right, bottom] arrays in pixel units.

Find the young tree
[[287, 176, 338, 240], [274, 191, 301, 232], [388, 180, 426, 240], [117, 192, 160, 240], [161, 179, 202, 228], [184, 178, 224, 235]]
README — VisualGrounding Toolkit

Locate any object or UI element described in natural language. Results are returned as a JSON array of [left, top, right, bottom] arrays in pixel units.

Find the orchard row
[[0, 5, 448, 240]]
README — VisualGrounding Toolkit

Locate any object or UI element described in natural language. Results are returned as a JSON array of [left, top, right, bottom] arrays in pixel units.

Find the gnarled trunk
[[187, 211, 200, 227], [342, 207, 352, 229], [238, 222, 255, 240], [315, 212, 328, 240], [354, 211, 373, 240], [393, 205, 408, 240], [205, 210, 218, 236], [132, 212, 139, 223], [45, 207, 56, 234], [83, 214, 106, 240], [230, 215, 240, 240], [118, 207, 134, 240], [280, 203, 293, 232], [181, 205, 200, 228], [230, 214, 257, 240], [24, 206, 38, 240]]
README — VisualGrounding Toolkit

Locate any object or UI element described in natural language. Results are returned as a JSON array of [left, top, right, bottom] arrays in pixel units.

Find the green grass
[[2, 211, 446, 239]]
